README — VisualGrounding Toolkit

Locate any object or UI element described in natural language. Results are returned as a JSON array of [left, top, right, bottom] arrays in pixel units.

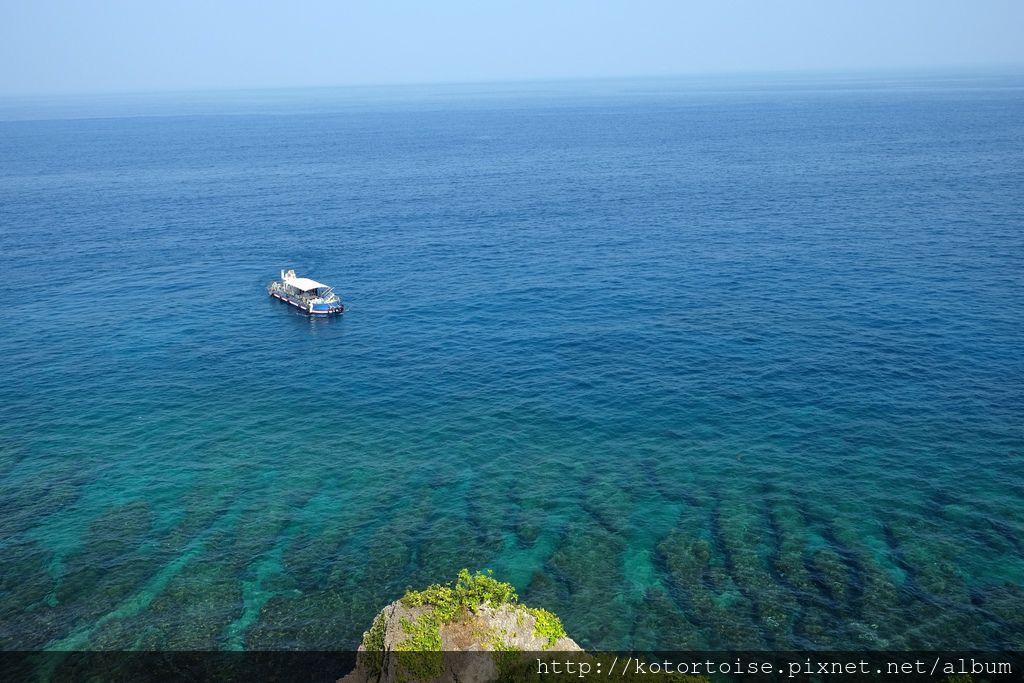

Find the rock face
[[340, 570, 581, 683], [364, 598, 581, 653]]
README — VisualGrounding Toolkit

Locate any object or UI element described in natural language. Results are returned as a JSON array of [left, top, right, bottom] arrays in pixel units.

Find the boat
[[268, 269, 345, 316]]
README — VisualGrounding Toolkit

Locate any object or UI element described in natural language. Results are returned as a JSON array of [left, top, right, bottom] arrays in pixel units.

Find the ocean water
[[1, 72, 1022, 652]]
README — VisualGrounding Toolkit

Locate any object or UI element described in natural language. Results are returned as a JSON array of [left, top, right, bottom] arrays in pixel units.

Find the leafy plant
[[395, 614, 444, 679], [401, 569, 518, 623], [396, 614, 443, 651], [360, 611, 388, 674], [524, 607, 567, 648]]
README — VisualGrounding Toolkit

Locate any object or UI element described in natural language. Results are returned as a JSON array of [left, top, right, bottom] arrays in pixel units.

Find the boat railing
[[270, 277, 342, 308]]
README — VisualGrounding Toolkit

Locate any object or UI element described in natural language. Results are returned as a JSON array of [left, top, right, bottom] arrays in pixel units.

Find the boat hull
[[269, 291, 344, 316]]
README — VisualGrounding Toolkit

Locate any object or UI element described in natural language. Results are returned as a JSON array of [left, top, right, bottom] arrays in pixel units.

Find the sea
[[1, 70, 1022, 652]]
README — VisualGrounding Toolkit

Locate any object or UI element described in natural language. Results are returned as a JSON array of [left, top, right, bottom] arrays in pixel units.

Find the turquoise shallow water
[[1, 72, 1022, 651]]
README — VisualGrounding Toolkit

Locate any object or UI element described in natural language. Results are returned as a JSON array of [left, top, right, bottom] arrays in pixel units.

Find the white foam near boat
[[268, 269, 345, 316]]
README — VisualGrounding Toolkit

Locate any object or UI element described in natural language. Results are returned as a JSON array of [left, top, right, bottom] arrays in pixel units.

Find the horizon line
[[4, 62, 1023, 100]]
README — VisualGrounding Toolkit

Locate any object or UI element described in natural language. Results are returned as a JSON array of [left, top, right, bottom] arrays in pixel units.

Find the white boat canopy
[[284, 275, 329, 292]]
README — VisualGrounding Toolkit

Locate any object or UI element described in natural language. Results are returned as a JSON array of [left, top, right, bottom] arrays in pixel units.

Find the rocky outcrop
[[340, 570, 580, 683], [358, 599, 581, 654]]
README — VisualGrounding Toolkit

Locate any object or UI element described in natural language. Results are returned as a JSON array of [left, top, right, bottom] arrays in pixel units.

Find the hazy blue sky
[[1, 0, 1023, 94]]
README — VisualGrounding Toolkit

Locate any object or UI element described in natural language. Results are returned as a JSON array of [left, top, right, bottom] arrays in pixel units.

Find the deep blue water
[[1, 72, 1023, 651]]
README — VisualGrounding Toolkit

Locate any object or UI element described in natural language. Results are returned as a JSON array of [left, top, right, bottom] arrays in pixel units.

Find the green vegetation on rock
[[361, 611, 388, 674], [396, 614, 443, 651], [400, 568, 518, 623], [394, 614, 444, 679], [488, 627, 521, 653], [358, 569, 580, 681], [524, 607, 567, 648]]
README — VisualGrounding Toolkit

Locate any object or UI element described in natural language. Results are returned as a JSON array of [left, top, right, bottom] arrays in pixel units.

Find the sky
[[1, 0, 1023, 95]]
